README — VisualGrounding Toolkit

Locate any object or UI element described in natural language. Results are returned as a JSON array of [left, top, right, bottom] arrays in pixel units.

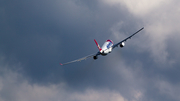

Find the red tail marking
[[94, 39, 102, 51], [59, 63, 63, 65]]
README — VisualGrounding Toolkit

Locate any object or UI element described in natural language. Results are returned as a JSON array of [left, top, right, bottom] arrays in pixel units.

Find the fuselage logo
[[107, 42, 112, 49]]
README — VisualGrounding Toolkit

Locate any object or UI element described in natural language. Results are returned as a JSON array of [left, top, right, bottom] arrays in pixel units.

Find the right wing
[[60, 53, 99, 66], [112, 27, 144, 49]]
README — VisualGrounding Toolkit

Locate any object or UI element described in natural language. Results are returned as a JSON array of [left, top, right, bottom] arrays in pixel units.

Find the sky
[[0, 0, 180, 101]]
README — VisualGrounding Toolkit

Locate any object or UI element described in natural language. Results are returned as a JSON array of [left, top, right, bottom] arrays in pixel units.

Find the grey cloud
[[1, 0, 180, 101], [0, 64, 127, 101]]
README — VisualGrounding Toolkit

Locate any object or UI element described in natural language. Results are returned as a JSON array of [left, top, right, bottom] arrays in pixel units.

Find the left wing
[[112, 27, 144, 49], [59, 53, 97, 65]]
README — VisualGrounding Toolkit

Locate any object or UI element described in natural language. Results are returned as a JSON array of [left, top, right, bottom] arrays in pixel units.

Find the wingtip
[[59, 63, 63, 65]]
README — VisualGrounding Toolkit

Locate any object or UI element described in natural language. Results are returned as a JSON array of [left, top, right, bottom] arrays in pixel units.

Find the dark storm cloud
[[1, 0, 180, 101], [0, 0, 133, 82]]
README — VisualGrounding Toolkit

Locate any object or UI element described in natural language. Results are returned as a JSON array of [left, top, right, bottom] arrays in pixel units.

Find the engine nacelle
[[120, 42, 125, 48], [93, 56, 98, 60]]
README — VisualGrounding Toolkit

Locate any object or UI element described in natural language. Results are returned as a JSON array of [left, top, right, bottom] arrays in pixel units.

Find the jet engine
[[120, 42, 125, 48], [93, 56, 98, 60]]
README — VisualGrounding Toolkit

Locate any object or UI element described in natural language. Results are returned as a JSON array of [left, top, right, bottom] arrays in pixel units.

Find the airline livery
[[60, 27, 144, 65]]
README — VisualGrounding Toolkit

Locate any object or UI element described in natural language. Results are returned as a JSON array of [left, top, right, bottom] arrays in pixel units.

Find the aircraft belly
[[101, 48, 112, 56]]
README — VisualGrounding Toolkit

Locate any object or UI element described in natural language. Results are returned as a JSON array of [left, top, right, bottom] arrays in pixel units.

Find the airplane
[[60, 27, 144, 65]]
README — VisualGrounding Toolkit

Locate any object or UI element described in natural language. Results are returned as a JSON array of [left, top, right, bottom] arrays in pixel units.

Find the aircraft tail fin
[[94, 39, 102, 52]]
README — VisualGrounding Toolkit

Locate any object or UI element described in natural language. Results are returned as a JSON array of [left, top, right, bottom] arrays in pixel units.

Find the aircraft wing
[[60, 53, 99, 65], [112, 27, 144, 49]]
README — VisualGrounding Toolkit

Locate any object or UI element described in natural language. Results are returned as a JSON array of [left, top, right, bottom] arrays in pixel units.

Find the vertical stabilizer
[[94, 39, 102, 52]]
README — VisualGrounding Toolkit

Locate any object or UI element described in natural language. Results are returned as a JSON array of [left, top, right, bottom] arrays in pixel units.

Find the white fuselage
[[100, 40, 113, 56]]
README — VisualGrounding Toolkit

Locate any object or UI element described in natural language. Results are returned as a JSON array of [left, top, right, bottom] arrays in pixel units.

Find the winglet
[[59, 63, 63, 65], [94, 39, 102, 52]]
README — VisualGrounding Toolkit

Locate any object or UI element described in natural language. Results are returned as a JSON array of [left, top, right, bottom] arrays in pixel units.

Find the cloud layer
[[0, 64, 127, 101], [1, 0, 180, 101]]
